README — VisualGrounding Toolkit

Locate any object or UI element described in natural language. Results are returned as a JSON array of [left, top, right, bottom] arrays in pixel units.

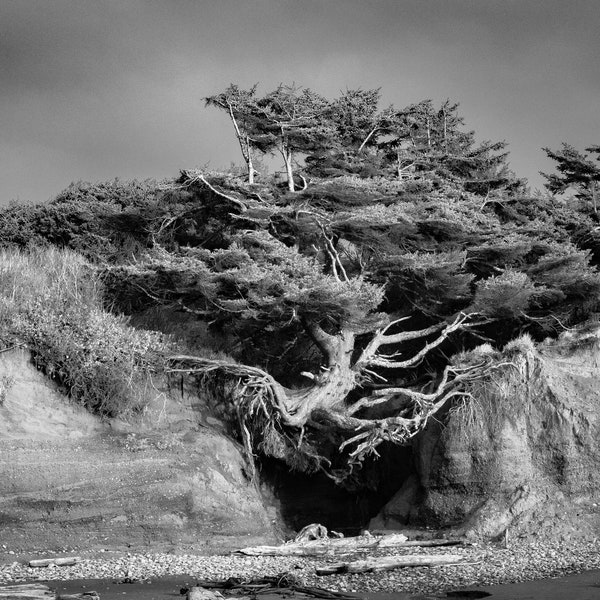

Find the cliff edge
[[372, 327, 600, 541], [0, 348, 278, 554]]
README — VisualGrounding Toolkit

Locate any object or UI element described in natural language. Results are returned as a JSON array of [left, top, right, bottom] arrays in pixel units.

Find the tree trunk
[[278, 328, 356, 426], [283, 149, 295, 192], [247, 138, 255, 185], [227, 105, 254, 185]]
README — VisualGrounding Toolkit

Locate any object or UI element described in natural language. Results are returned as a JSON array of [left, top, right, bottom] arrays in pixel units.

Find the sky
[[1, 0, 599, 205]]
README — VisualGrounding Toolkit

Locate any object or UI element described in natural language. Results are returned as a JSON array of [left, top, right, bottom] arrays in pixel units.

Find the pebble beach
[[2, 539, 600, 596]]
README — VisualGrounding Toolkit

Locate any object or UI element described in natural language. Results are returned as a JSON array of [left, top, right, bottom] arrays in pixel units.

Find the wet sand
[[43, 569, 600, 600]]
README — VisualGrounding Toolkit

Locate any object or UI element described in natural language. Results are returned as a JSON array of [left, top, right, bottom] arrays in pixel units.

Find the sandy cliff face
[[0, 349, 278, 553], [371, 330, 600, 541]]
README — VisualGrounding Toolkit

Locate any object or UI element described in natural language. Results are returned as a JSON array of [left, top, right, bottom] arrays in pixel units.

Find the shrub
[[0, 247, 170, 416]]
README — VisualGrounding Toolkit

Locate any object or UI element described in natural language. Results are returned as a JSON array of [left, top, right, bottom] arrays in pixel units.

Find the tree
[[7, 86, 600, 487], [376, 100, 515, 191], [254, 85, 332, 191], [100, 168, 600, 483], [542, 143, 600, 213], [205, 85, 266, 184], [305, 89, 395, 178], [105, 184, 479, 479]]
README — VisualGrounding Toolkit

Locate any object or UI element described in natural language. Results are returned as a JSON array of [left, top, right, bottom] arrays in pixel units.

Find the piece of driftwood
[[186, 588, 224, 600], [58, 593, 99, 600], [236, 532, 410, 556], [28, 557, 80, 568], [392, 538, 469, 547], [182, 574, 356, 600], [0, 584, 56, 600], [316, 553, 466, 575]]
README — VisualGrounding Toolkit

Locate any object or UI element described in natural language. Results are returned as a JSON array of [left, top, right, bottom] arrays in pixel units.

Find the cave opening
[[258, 442, 415, 536]]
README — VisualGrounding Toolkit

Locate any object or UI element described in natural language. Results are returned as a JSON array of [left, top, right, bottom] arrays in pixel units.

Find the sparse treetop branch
[[542, 143, 600, 212]]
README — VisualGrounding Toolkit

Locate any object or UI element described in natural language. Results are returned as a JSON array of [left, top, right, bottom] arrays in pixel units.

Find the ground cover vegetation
[[1, 84, 599, 483], [0, 246, 169, 416]]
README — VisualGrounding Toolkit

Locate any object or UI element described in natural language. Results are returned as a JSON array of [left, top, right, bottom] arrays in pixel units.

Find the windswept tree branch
[[339, 388, 468, 462], [178, 171, 248, 211], [348, 363, 455, 415], [356, 313, 471, 371], [335, 356, 513, 466]]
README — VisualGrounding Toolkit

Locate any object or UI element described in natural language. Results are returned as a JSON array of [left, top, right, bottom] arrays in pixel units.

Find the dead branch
[[357, 313, 470, 370], [195, 175, 248, 211], [28, 557, 80, 568], [314, 219, 349, 283], [175, 171, 248, 211], [0, 584, 56, 600], [187, 575, 356, 600]]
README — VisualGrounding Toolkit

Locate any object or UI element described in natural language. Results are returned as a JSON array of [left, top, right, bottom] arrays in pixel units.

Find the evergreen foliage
[[542, 143, 600, 212]]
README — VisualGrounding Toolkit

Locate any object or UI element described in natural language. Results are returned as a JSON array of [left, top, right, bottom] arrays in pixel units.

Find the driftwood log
[[0, 584, 98, 600], [316, 553, 466, 575], [0, 585, 55, 600], [236, 533, 408, 556], [236, 533, 467, 557], [183, 574, 356, 600], [28, 557, 80, 568], [186, 589, 223, 600]]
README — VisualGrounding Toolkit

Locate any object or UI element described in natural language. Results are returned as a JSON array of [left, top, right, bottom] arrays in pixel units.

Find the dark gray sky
[[2, 0, 599, 205]]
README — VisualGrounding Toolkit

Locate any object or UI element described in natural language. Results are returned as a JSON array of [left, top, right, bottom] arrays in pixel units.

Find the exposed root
[[164, 314, 502, 483]]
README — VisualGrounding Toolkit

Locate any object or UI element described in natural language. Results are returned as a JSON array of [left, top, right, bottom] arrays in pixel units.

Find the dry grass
[[0, 247, 170, 416], [448, 335, 536, 442]]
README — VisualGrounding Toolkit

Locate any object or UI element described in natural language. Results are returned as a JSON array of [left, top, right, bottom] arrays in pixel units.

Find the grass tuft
[[0, 247, 170, 417]]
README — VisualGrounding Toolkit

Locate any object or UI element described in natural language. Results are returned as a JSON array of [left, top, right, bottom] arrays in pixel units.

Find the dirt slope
[[371, 328, 600, 541], [0, 348, 278, 554]]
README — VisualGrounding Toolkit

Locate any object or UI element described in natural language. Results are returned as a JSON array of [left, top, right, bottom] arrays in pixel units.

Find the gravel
[[1, 539, 600, 595]]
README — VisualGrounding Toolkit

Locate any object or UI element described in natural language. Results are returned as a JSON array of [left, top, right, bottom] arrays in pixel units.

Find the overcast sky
[[2, 0, 599, 205]]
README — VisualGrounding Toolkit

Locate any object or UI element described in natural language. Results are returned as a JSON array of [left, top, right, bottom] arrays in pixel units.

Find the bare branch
[[379, 321, 444, 346], [360, 313, 470, 370], [196, 175, 248, 211], [356, 314, 466, 371], [314, 218, 349, 283], [176, 171, 248, 211]]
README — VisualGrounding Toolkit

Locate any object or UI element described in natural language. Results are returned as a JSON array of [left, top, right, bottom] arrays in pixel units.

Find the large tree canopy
[[96, 167, 600, 482], [207, 84, 521, 197]]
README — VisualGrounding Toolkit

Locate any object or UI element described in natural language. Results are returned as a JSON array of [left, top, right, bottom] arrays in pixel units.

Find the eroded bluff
[[371, 328, 600, 541], [0, 349, 278, 553]]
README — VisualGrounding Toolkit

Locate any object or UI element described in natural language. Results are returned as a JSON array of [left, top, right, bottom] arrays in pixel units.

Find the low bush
[[0, 247, 170, 416]]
